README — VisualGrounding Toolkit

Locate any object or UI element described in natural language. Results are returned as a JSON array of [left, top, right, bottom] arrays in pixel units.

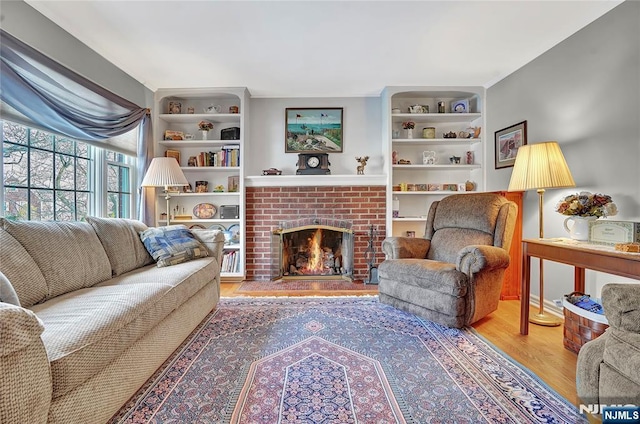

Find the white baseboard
[[526, 294, 564, 318]]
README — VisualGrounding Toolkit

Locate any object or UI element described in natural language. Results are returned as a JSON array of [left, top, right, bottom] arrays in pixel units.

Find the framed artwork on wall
[[495, 120, 527, 169], [285, 107, 343, 153]]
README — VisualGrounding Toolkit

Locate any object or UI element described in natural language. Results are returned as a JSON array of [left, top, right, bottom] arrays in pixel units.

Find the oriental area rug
[[110, 297, 586, 424], [237, 279, 377, 292]]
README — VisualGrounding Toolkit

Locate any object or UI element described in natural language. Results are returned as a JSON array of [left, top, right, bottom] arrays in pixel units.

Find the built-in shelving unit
[[382, 86, 486, 238], [153, 87, 249, 280]]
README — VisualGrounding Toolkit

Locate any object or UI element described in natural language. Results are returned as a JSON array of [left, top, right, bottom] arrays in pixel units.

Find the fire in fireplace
[[271, 218, 354, 280]]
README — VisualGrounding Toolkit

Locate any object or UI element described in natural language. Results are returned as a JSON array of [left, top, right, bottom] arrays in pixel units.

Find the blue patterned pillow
[[140, 225, 208, 267]]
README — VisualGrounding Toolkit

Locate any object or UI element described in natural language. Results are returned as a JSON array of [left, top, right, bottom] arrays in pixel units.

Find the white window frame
[[1, 120, 137, 220]]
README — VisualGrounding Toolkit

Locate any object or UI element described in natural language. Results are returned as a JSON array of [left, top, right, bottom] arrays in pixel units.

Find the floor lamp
[[508, 142, 575, 326], [141, 157, 189, 226]]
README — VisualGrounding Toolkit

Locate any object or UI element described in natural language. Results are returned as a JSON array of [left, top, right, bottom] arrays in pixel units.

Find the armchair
[[378, 193, 517, 328], [576, 283, 640, 409]]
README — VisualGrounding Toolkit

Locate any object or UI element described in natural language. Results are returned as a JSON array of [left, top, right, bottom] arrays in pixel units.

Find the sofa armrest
[[382, 237, 431, 259], [0, 302, 52, 424], [456, 245, 510, 275], [191, 229, 225, 265], [602, 283, 640, 333]]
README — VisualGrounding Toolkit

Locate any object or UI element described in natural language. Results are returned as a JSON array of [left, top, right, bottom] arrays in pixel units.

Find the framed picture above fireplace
[[285, 107, 343, 153]]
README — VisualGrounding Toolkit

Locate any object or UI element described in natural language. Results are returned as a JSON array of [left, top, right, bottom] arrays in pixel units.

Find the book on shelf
[[191, 146, 241, 168], [221, 250, 239, 273]]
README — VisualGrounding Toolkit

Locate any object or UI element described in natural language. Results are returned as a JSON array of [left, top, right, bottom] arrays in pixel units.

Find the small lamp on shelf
[[508, 141, 576, 326], [141, 157, 189, 226]]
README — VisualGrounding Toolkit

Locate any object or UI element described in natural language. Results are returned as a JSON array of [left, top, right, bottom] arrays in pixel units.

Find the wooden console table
[[521, 238, 640, 335]]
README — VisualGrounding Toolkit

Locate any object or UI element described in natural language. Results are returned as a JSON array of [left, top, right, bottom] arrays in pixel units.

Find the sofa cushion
[[141, 225, 209, 267], [0, 226, 48, 307], [29, 257, 218, 399], [85, 217, 154, 276], [0, 219, 111, 301]]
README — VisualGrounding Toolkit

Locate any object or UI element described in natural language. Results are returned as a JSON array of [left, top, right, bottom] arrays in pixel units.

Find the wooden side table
[[520, 238, 640, 335]]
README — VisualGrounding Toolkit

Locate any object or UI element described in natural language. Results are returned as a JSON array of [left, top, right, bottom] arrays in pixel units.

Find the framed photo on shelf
[[285, 107, 343, 153], [495, 120, 527, 169], [227, 175, 239, 192], [164, 149, 181, 165]]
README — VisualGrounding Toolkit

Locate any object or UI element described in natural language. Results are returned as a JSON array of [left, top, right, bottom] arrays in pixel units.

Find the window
[[2, 121, 135, 221], [106, 151, 132, 218]]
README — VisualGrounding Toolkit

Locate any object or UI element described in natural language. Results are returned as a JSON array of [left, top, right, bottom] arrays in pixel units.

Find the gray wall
[[247, 97, 383, 176], [486, 1, 640, 303], [0, 1, 153, 108]]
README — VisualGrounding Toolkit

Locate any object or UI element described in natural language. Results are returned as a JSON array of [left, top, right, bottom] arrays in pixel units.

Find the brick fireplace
[[245, 185, 386, 281]]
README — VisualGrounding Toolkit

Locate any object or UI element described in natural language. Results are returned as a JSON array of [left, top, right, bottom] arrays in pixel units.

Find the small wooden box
[[588, 220, 640, 246]]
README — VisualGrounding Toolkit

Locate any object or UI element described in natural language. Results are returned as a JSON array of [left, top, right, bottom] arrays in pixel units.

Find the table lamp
[[508, 141, 576, 326], [141, 157, 189, 226]]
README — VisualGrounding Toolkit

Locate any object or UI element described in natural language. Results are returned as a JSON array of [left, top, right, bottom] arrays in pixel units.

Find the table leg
[[575, 267, 586, 293], [521, 246, 531, 335]]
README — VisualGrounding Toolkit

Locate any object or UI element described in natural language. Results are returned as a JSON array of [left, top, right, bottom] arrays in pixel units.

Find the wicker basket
[[563, 299, 609, 354]]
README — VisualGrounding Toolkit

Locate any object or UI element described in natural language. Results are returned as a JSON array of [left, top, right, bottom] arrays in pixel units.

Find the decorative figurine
[[356, 156, 370, 175]]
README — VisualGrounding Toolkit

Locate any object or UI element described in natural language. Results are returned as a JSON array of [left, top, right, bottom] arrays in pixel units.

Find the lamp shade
[[507, 141, 576, 191], [141, 157, 189, 188]]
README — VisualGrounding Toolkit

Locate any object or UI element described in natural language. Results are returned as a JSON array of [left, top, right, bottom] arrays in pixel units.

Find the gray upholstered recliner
[[378, 193, 517, 328], [576, 283, 640, 409]]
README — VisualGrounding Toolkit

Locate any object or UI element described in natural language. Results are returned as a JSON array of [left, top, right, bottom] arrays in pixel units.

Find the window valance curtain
[[0, 29, 148, 157]]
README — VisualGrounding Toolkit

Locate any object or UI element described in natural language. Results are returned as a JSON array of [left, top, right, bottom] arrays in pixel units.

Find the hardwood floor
[[220, 282, 578, 405]]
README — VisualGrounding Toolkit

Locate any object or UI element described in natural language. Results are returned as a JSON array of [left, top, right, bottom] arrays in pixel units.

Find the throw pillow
[[0, 271, 21, 306], [140, 225, 209, 267]]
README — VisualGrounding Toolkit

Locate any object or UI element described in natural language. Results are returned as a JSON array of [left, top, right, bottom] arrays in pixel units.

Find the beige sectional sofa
[[0, 217, 224, 424]]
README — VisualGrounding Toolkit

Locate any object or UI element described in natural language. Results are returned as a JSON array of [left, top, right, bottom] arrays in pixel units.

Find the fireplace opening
[[271, 218, 353, 280]]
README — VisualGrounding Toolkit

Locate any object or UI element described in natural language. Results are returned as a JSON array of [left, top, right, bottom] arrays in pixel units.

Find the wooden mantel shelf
[[245, 174, 387, 187]]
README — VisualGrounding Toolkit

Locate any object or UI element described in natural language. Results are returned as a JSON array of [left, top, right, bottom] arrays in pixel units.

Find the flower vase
[[201, 130, 209, 140], [406, 128, 413, 139], [563, 216, 597, 241]]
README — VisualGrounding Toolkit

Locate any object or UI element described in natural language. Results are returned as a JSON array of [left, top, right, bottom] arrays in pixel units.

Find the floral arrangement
[[402, 121, 415, 130], [198, 120, 214, 131], [555, 191, 618, 218]]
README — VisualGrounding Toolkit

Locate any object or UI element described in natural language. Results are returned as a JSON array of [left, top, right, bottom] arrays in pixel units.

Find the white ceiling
[[26, 0, 622, 98]]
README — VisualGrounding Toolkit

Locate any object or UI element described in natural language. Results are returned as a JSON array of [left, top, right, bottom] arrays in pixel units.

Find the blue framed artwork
[[285, 107, 343, 153]]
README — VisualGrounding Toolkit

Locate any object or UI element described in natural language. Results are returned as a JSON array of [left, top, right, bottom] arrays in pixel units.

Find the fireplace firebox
[[271, 218, 354, 280]]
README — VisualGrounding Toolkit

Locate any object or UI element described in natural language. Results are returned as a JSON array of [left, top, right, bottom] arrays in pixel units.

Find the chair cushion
[[85, 217, 154, 276], [140, 225, 209, 267], [378, 258, 468, 297], [0, 219, 112, 301], [29, 257, 218, 399]]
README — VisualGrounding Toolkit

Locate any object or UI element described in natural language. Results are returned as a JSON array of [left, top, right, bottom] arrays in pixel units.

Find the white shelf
[[392, 113, 481, 122], [154, 87, 249, 279], [159, 219, 240, 225], [159, 113, 241, 124], [158, 192, 240, 197], [181, 166, 240, 172], [159, 140, 242, 148], [392, 190, 477, 195], [245, 174, 387, 187], [385, 86, 486, 239], [392, 164, 481, 170], [392, 138, 480, 145]]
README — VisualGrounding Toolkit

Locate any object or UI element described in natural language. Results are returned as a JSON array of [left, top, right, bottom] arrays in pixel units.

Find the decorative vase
[[201, 130, 208, 140], [406, 128, 413, 139], [563, 216, 597, 241]]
